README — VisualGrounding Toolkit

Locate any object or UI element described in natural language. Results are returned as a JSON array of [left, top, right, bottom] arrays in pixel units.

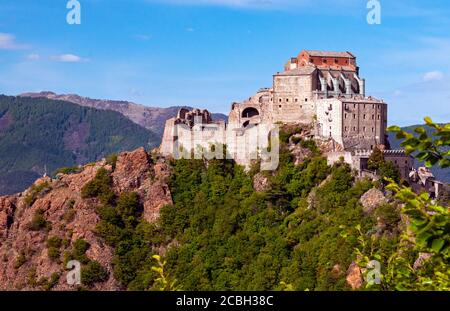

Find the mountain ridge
[[19, 91, 228, 139]]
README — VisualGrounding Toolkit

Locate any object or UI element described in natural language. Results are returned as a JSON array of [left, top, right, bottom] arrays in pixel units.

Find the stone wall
[[271, 72, 316, 124]]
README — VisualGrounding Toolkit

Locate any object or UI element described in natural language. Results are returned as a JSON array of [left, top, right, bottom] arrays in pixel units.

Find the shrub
[[24, 182, 52, 207], [81, 260, 108, 286], [47, 236, 62, 262], [14, 251, 27, 269], [63, 208, 76, 223], [27, 209, 51, 231], [81, 168, 115, 204], [56, 166, 81, 175], [65, 238, 91, 264], [106, 153, 119, 169], [47, 247, 61, 262], [116, 192, 142, 227], [368, 146, 384, 170], [44, 272, 60, 291], [47, 236, 62, 248], [300, 139, 320, 154]]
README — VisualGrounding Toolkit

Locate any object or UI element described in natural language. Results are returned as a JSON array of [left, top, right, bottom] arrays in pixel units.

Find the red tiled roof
[[304, 50, 355, 58]]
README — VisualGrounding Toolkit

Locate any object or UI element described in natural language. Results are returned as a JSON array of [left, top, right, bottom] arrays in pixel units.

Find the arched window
[[242, 107, 260, 118]]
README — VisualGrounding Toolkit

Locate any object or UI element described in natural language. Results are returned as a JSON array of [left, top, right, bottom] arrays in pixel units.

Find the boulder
[[360, 188, 387, 214], [346, 262, 363, 290], [253, 173, 270, 192]]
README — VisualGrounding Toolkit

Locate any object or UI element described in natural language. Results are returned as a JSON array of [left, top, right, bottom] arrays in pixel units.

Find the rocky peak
[[0, 147, 173, 290]]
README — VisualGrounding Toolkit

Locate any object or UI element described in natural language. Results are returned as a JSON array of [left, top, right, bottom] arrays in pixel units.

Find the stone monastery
[[160, 50, 433, 188]]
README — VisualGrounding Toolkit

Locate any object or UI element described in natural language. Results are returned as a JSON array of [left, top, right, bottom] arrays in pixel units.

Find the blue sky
[[0, 0, 449, 126]]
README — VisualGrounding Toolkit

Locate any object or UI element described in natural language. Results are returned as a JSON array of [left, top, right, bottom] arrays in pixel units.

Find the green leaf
[[431, 238, 445, 253], [424, 117, 433, 125], [415, 232, 432, 246]]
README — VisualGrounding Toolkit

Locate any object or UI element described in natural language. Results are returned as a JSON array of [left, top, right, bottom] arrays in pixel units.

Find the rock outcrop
[[346, 262, 363, 290], [0, 147, 172, 290], [253, 173, 270, 192], [360, 188, 387, 215]]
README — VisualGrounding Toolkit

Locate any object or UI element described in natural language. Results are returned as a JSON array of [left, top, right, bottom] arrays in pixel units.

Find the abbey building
[[160, 50, 414, 180]]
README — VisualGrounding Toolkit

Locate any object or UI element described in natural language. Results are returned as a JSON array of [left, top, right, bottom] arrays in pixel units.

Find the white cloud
[[0, 33, 28, 50], [186, 27, 195, 32], [26, 53, 40, 61], [51, 54, 88, 63], [423, 70, 444, 82]]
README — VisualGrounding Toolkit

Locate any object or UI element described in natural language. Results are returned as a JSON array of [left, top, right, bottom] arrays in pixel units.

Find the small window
[[286, 98, 289, 102], [323, 59, 328, 64], [300, 105, 303, 109], [378, 115, 380, 120], [372, 115, 375, 120], [279, 98, 282, 103], [353, 114, 356, 119], [279, 105, 282, 108], [354, 104, 356, 108], [363, 114, 366, 119], [334, 59, 338, 64], [363, 127, 366, 132], [295, 98, 298, 102], [353, 127, 356, 131], [345, 126, 347, 132], [305, 98, 308, 102], [344, 113, 347, 119], [372, 127, 374, 132]]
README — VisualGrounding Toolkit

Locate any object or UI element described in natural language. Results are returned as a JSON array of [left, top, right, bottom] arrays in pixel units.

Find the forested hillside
[[0, 95, 158, 195]]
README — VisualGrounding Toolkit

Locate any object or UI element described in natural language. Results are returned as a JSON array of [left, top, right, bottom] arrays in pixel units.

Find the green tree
[[368, 146, 385, 170]]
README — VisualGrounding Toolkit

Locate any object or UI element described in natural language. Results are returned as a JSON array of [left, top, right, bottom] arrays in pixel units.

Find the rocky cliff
[[0, 148, 172, 290]]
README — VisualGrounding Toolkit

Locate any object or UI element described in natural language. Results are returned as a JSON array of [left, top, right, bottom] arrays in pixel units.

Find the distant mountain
[[20, 92, 228, 140], [0, 95, 158, 195], [388, 124, 449, 183]]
